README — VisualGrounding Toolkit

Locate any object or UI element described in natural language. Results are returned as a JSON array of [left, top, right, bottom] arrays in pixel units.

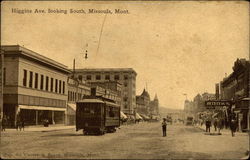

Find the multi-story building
[[73, 68, 137, 115], [220, 58, 250, 131], [136, 89, 150, 116], [149, 94, 159, 116], [88, 81, 122, 107], [67, 77, 91, 125], [1, 45, 70, 127]]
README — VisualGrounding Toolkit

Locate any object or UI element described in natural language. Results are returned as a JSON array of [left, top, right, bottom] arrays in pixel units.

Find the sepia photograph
[[0, 0, 249, 159]]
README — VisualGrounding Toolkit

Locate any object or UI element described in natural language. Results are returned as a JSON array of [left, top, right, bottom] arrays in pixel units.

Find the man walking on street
[[213, 117, 218, 132], [205, 119, 211, 132], [162, 118, 167, 137], [230, 118, 237, 137]]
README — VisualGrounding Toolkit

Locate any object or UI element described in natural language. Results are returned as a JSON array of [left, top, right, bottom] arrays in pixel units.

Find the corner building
[[1, 45, 70, 127], [74, 68, 137, 115]]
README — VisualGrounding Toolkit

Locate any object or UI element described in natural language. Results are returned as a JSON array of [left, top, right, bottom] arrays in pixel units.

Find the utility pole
[[0, 49, 4, 130]]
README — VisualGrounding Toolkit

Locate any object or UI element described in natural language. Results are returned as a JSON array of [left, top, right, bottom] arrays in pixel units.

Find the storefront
[[235, 98, 250, 132], [18, 105, 66, 126]]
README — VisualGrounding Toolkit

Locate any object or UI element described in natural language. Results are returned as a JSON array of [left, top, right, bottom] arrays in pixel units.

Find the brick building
[[73, 68, 137, 115], [1, 45, 70, 127]]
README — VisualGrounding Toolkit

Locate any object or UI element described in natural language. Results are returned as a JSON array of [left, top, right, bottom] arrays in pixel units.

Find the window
[[23, 70, 27, 86], [78, 75, 82, 81], [124, 75, 128, 80], [68, 91, 70, 101], [114, 75, 119, 80], [96, 75, 101, 80], [123, 97, 128, 101], [40, 75, 44, 90], [86, 75, 91, 80], [29, 71, 33, 88], [45, 76, 49, 91], [63, 81, 65, 94], [124, 105, 127, 109], [124, 82, 128, 87], [59, 80, 62, 93], [50, 78, 54, 92], [35, 73, 38, 89], [105, 75, 110, 80], [55, 79, 58, 93]]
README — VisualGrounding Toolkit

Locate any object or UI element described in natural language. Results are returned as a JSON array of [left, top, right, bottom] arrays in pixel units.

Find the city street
[[1, 122, 248, 159]]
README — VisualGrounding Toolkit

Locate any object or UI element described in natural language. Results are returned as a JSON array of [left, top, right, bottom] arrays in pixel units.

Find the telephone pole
[[0, 49, 4, 129]]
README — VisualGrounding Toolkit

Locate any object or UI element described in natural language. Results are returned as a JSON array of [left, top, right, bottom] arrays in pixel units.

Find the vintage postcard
[[0, 0, 249, 159]]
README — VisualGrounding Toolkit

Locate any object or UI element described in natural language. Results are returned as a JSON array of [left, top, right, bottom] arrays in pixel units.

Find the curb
[[26, 127, 75, 132]]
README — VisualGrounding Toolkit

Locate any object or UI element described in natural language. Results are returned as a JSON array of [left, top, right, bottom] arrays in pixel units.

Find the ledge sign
[[205, 100, 232, 108]]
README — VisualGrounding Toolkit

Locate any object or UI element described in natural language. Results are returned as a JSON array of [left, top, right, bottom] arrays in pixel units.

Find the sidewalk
[[194, 124, 249, 136], [3, 125, 75, 132]]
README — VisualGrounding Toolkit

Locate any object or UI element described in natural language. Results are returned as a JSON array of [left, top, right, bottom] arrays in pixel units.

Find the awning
[[135, 113, 143, 120], [68, 103, 76, 111], [120, 111, 128, 119], [18, 105, 66, 111], [140, 114, 150, 120]]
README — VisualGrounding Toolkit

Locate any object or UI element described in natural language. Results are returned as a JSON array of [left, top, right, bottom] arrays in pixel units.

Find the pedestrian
[[20, 117, 25, 131], [2, 115, 7, 131], [205, 119, 211, 132], [16, 114, 21, 131], [230, 118, 237, 137], [213, 117, 218, 132], [217, 118, 223, 134], [162, 118, 167, 137]]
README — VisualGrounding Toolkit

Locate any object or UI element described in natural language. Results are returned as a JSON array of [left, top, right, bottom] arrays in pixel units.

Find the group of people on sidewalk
[[204, 116, 238, 137]]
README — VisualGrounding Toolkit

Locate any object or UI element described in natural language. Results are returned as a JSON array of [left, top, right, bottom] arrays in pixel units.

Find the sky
[[1, 1, 249, 109]]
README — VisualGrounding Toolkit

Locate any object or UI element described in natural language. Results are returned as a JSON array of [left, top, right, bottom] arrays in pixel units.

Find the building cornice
[[1, 45, 71, 74]]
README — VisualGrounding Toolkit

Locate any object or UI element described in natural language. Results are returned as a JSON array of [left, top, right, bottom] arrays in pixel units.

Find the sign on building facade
[[205, 100, 232, 109]]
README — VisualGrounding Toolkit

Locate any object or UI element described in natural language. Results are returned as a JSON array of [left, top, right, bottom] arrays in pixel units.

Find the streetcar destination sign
[[205, 100, 232, 106]]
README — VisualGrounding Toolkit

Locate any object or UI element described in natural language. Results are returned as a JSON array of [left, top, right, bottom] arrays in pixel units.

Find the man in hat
[[162, 118, 167, 137]]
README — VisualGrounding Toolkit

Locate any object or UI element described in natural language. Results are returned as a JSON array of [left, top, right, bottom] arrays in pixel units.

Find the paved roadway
[[1, 122, 249, 159]]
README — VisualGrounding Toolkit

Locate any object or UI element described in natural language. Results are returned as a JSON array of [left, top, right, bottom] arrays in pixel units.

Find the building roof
[[74, 68, 137, 75], [141, 88, 150, 98], [154, 94, 158, 100], [1, 45, 71, 74]]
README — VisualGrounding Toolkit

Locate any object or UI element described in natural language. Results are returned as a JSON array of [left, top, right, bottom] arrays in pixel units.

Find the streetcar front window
[[83, 103, 101, 116]]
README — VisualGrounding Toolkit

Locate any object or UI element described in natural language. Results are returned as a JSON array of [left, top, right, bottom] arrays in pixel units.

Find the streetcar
[[76, 95, 120, 135]]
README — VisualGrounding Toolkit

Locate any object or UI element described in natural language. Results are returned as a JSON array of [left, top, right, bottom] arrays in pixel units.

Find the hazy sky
[[1, 1, 249, 109]]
